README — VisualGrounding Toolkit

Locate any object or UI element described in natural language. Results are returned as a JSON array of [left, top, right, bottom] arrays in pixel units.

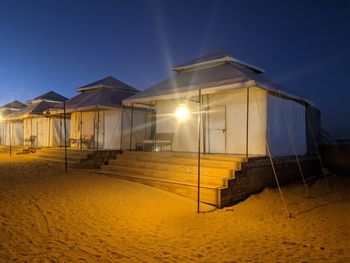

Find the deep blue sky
[[0, 0, 349, 138]]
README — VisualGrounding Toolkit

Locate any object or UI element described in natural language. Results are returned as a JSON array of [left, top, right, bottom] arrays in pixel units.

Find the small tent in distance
[[61, 76, 143, 150], [8, 91, 68, 147], [0, 100, 26, 146]]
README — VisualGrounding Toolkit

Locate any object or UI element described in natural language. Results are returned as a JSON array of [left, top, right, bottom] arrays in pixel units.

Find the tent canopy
[[76, 75, 139, 93], [53, 76, 139, 113], [0, 100, 26, 110], [65, 87, 138, 112], [27, 91, 67, 104], [8, 101, 60, 120], [124, 50, 311, 106]]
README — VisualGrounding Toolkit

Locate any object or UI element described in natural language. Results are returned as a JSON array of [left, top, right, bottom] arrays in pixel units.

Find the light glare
[[175, 104, 189, 121]]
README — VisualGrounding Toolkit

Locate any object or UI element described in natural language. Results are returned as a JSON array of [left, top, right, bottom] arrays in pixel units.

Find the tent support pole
[[63, 101, 68, 173], [80, 111, 83, 150], [153, 101, 157, 152], [197, 88, 202, 213], [120, 105, 124, 152], [129, 103, 134, 151], [9, 108, 11, 157], [97, 109, 99, 150], [246, 87, 250, 159]]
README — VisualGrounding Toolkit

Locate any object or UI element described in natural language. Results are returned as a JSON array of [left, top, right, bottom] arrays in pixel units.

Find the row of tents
[[0, 50, 321, 157]]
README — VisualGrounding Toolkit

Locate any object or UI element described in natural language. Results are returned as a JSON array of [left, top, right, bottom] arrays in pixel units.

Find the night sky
[[0, 0, 349, 138]]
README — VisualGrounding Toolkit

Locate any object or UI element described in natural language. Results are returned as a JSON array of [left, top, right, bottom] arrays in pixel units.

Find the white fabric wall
[[121, 108, 151, 150], [71, 109, 123, 149], [70, 111, 97, 148], [50, 117, 71, 147], [267, 94, 307, 156], [23, 117, 50, 147], [155, 87, 268, 155], [156, 100, 199, 152], [104, 109, 122, 149], [4, 120, 23, 146], [206, 87, 267, 155], [0, 121, 6, 145]]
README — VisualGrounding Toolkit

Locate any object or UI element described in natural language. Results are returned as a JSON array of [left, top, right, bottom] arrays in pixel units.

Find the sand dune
[[0, 153, 349, 262]]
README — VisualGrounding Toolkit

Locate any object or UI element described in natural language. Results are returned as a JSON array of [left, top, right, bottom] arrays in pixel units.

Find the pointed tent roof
[[27, 91, 67, 104], [48, 76, 139, 113], [64, 87, 137, 112], [172, 49, 264, 74], [124, 50, 311, 106], [8, 101, 60, 120], [1, 100, 26, 110], [76, 76, 139, 93]]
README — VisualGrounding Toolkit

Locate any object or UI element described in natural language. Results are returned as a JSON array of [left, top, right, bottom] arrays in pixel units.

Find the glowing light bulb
[[175, 104, 189, 121]]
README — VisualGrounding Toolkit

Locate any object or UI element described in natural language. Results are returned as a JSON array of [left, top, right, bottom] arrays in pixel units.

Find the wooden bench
[[23, 135, 36, 146], [136, 133, 174, 152]]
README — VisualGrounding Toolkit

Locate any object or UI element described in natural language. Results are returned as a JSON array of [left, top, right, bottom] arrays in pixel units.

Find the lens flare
[[175, 104, 189, 121]]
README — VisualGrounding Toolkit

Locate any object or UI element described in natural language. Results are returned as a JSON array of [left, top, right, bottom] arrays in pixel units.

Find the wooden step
[[35, 156, 80, 165], [101, 165, 234, 187], [118, 153, 241, 169], [109, 159, 235, 178], [124, 151, 246, 162], [97, 170, 230, 205], [37, 153, 84, 162]]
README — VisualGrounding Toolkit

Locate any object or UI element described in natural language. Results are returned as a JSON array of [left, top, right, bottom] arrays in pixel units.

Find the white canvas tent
[[62, 76, 140, 150], [123, 50, 313, 157], [0, 101, 26, 146], [8, 91, 69, 147]]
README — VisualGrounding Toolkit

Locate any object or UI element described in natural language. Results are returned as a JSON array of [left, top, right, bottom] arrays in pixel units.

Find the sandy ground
[[0, 153, 349, 262]]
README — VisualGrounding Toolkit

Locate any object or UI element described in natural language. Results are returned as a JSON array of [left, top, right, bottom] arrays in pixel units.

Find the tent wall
[[70, 111, 97, 148], [122, 107, 153, 150], [23, 117, 51, 147], [267, 94, 307, 156], [0, 122, 6, 145], [305, 105, 321, 155], [3, 120, 23, 146], [205, 87, 267, 155], [154, 87, 267, 155], [71, 109, 123, 149], [50, 117, 71, 147], [104, 109, 122, 149]]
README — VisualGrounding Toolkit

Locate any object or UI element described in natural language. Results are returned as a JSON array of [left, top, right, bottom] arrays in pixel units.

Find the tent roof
[[9, 101, 60, 119], [63, 87, 136, 112], [76, 75, 139, 93], [172, 49, 264, 74], [125, 51, 311, 106], [0, 100, 26, 110], [27, 91, 67, 103]]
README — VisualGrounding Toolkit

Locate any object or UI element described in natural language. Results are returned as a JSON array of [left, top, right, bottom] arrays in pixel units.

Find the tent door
[[207, 106, 226, 154]]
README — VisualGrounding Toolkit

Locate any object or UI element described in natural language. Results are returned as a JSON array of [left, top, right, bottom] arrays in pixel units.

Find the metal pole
[[197, 88, 202, 213], [63, 101, 68, 173], [80, 111, 83, 150], [9, 108, 12, 157], [97, 109, 99, 150], [246, 87, 250, 159], [129, 103, 134, 151], [120, 105, 124, 151]]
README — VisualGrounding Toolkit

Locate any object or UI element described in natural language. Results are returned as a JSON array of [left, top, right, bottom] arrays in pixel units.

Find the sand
[[0, 152, 349, 262]]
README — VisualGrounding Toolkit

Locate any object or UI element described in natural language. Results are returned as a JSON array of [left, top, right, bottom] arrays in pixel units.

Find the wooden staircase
[[31, 148, 119, 168], [98, 151, 247, 207]]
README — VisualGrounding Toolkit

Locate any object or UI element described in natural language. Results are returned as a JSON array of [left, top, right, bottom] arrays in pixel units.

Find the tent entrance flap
[[207, 106, 226, 153]]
